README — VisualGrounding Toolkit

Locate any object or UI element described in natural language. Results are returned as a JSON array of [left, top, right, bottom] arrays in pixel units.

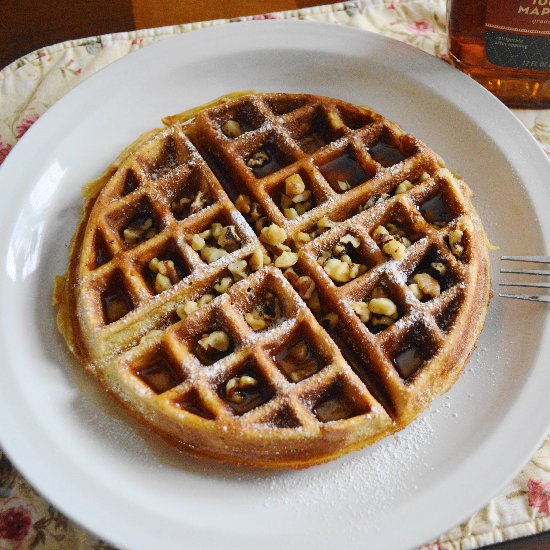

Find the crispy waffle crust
[[54, 92, 491, 468]]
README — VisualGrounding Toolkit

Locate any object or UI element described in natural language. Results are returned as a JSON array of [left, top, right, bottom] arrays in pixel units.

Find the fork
[[499, 255, 550, 303]]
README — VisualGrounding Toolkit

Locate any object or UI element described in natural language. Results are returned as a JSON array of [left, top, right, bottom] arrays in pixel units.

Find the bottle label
[[485, 0, 550, 70]]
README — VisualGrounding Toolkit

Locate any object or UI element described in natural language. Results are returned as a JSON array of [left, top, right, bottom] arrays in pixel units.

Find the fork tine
[[501, 255, 550, 263], [499, 282, 550, 288], [500, 268, 550, 276], [499, 293, 550, 303]]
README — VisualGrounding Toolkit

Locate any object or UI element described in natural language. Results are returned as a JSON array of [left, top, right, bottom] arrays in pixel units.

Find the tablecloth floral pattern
[[1, 1, 549, 548]]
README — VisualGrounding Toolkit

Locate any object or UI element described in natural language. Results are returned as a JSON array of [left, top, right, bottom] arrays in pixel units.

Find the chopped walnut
[[336, 180, 351, 192], [371, 315, 395, 327], [288, 341, 309, 362], [123, 217, 157, 246], [244, 310, 268, 331], [351, 301, 370, 323], [284, 208, 299, 220], [448, 229, 464, 256], [373, 223, 413, 261], [259, 224, 295, 267], [225, 375, 258, 404], [386, 223, 406, 238], [244, 293, 282, 331], [283, 267, 299, 285], [148, 258, 178, 282], [295, 276, 315, 301], [248, 201, 263, 223], [340, 254, 353, 265], [200, 246, 228, 263], [235, 194, 252, 214], [172, 189, 210, 217], [238, 196, 267, 234], [189, 190, 209, 214], [280, 181, 313, 219], [364, 193, 390, 210], [318, 233, 367, 284], [382, 239, 407, 260], [317, 216, 336, 231], [408, 283, 423, 300], [278, 340, 319, 383], [418, 172, 430, 182], [148, 257, 180, 293], [214, 277, 233, 294], [217, 225, 240, 250], [369, 297, 398, 317], [340, 234, 360, 248], [323, 258, 352, 283], [317, 252, 331, 267], [394, 180, 413, 195], [372, 225, 391, 244], [222, 119, 243, 138], [284, 269, 317, 306], [275, 251, 298, 268], [188, 234, 206, 251], [198, 330, 231, 353], [285, 174, 306, 196], [308, 216, 337, 240], [171, 196, 191, 213], [197, 294, 215, 307], [306, 289, 321, 314], [176, 293, 215, 321], [315, 398, 352, 422], [176, 300, 199, 320], [291, 190, 312, 204], [412, 273, 441, 299], [431, 262, 447, 276], [371, 286, 388, 299], [188, 221, 242, 263], [255, 216, 269, 233], [248, 248, 265, 271], [292, 231, 311, 250], [353, 287, 399, 330], [289, 363, 318, 382], [260, 224, 287, 247], [247, 150, 270, 168], [155, 273, 172, 294], [228, 260, 248, 281]]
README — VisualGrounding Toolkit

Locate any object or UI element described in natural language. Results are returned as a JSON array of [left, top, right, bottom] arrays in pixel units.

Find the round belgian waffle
[[54, 92, 491, 468]]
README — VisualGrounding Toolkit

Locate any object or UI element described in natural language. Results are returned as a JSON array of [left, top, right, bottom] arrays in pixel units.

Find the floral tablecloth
[[1, 1, 549, 549]]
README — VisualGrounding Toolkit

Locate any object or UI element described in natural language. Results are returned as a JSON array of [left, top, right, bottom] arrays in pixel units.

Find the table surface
[[1, 1, 549, 549], [1, 0, 335, 70]]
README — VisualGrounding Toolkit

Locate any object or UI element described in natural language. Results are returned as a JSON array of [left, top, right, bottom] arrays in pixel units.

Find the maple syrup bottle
[[447, 0, 550, 108]]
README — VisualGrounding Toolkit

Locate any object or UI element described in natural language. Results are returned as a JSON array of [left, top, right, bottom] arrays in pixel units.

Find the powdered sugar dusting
[[262, 412, 437, 523]]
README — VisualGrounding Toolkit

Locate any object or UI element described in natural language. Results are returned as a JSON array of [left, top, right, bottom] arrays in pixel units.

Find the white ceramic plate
[[0, 21, 549, 550]]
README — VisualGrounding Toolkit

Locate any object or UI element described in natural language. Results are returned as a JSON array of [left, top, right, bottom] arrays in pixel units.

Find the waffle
[[54, 92, 491, 468]]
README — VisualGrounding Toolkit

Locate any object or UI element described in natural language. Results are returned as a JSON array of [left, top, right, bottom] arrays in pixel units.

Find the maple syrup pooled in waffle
[[53, 92, 491, 468]]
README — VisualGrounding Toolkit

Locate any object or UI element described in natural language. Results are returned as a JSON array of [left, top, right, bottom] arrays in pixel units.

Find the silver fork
[[499, 255, 550, 303]]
